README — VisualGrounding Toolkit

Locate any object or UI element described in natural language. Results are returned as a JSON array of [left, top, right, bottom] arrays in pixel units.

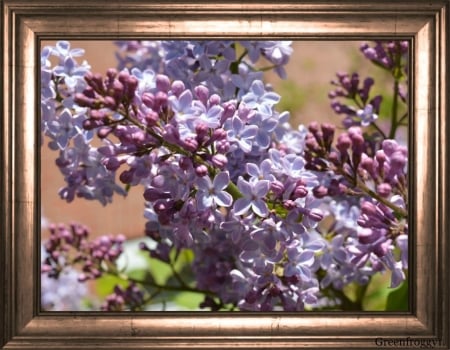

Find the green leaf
[[172, 291, 204, 310], [95, 274, 129, 298], [385, 279, 409, 311]]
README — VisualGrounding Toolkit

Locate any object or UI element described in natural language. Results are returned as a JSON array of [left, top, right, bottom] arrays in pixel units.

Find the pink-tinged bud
[[293, 185, 308, 198], [382, 139, 398, 156], [74, 92, 94, 107], [97, 127, 112, 139], [221, 101, 236, 122], [142, 92, 155, 108], [90, 109, 106, 120], [211, 128, 227, 142], [182, 137, 198, 152], [126, 76, 138, 99], [145, 110, 159, 126], [209, 94, 221, 106], [328, 151, 340, 165], [313, 185, 328, 198], [211, 154, 228, 169], [195, 165, 208, 177], [103, 96, 117, 109], [156, 74, 171, 92], [194, 85, 209, 105], [283, 200, 296, 210], [106, 68, 117, 80], [78, 273, 88, 282], [358, 228, 381, 244], [171, 80, 185, 97], [309, 208, 324, 222], [376, 183, 392, 197], [111, 80, 124, 99], [361, 201, 378, 217], [389, 151, 407, 172], [337, 133, 352, 152], [308, 121, 320, 134], [270, 180, 285, 197], [154, 91, 168, 110]]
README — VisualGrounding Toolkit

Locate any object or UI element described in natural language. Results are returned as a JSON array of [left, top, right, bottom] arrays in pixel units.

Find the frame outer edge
[[1, 1, 449, 349]]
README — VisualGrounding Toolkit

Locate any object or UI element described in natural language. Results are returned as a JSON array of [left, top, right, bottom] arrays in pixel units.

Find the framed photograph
[[1, 1, 449, 349]]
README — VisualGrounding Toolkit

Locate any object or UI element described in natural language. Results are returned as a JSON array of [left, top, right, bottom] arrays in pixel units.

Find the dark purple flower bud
[[179, 156, 193, 171], [106, 68, 117, 80], [119, 169, 134, 184], [283, 200, 296, 210], [143, 187, 171, 202], [361, 200, 378, 217], [308, 208, 324, 222], [313, 185, 328, 198], [293, 185, 308, 199], [181, 137, 198, 152]]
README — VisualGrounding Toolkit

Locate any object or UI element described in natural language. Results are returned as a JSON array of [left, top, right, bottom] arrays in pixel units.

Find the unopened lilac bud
[[321, 123, 335, 143], [171, 80, 185, 97], [283, 200, 296, 210], [337, 134, 352, 152], [103, 96, 116, 109], [156, 74, 171, 92], [216, 140, 230, 153], [313, 185, 328, 198], [194, 85, 209, 105], [270, 180, 285, 197], [195, 165, 208, 177], [208, 94, 221, 106], [309, 208, 324, 222], [382, 139, 398, 156], [142, 92, 155, 108], [308, 121, 320, 134], [211, 154, 228, 169], [144, 188, 169, 202], [389, 151, 407, 172], [358, 228, 380, 244], [106, 68, 117, 80], [154, 91, 168, 110], [119, 169, 134, 184], [293, 185, 308, 198], [361, 200, 378, 217], [74, 92, 94, 107], [179, 157, 193, 170], [377, 183, 392, 197], [97, 127, 112, 139], [145, 110, 159, 126], [221, 101, 236, 122], [125, 76, 138, 99]]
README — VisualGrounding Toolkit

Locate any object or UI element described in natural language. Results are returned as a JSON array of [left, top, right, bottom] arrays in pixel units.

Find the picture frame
[[1, 0, 449, 348]]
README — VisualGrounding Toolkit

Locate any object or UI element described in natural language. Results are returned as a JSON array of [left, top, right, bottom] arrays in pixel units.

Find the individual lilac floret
[[195, 171, 233, 211], [356, 104, 378, 126], [224, 115, 258, 153], [234, 176, 270, 217]]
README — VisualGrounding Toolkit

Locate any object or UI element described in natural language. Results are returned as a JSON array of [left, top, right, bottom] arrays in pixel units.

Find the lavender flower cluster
[[41, 40, 409, 311]]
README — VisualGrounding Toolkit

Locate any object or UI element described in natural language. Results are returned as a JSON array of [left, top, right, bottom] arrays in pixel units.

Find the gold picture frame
[[1, 0, 449, 348]]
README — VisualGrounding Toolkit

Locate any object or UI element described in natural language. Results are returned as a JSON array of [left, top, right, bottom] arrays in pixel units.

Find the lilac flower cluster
[[41, 222, 125, 282], [101, 283, 145, 311], [41, 40, 409, 311]]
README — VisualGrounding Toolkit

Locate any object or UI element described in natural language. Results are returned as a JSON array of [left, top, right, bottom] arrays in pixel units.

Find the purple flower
[[356, 104, 378, 126], [234, 177, 269, 217], [225, 115, 258, 153], [196, 171, 233, 210]]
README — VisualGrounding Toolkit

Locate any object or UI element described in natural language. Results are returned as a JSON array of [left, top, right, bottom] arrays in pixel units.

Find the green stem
[[388, 79, 400, 139]]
